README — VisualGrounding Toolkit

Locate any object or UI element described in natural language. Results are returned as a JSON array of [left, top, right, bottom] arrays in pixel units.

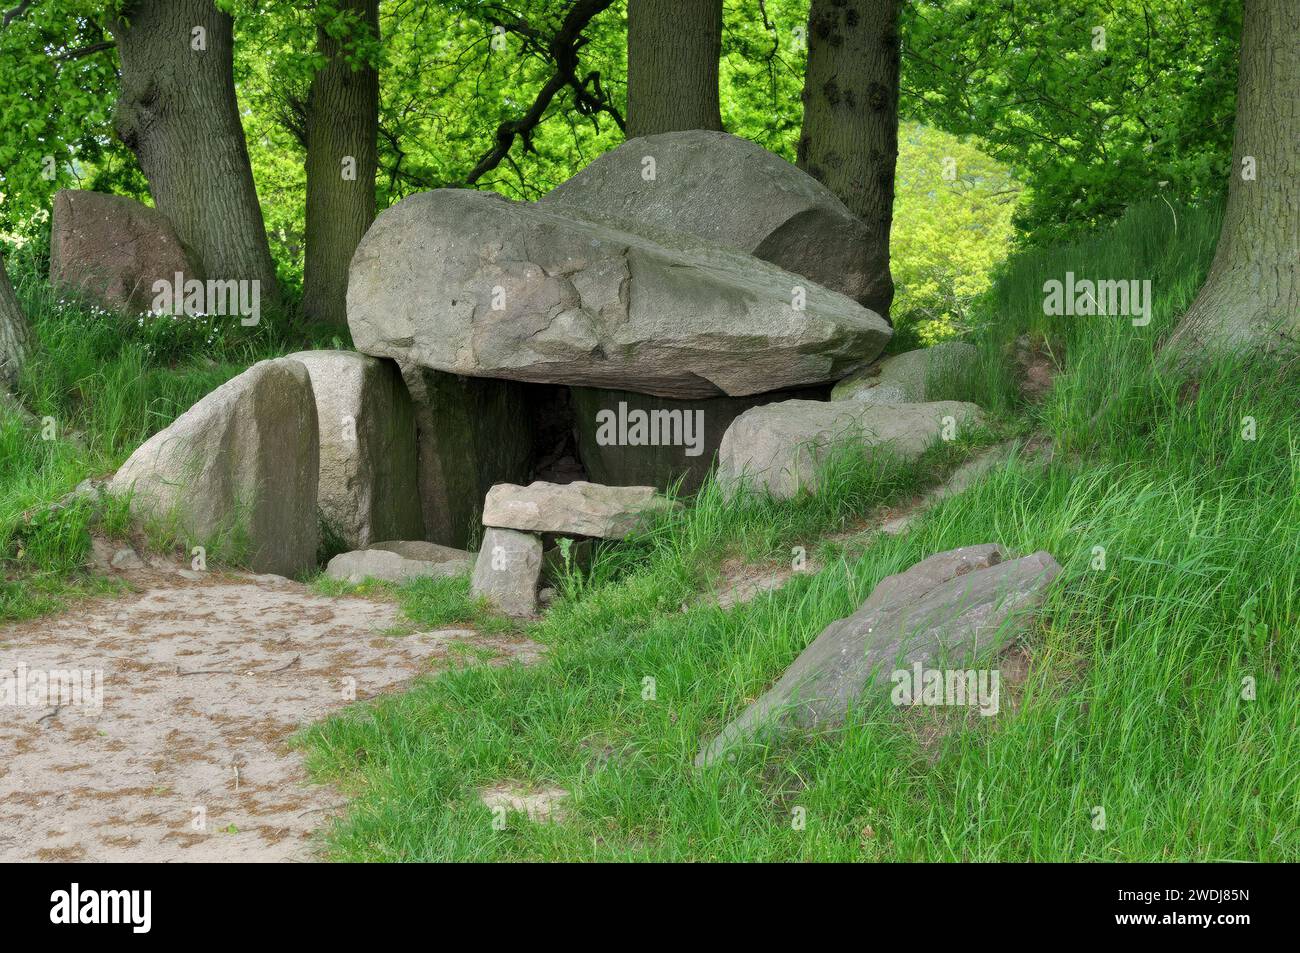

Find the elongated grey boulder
[[347, 189, 890, 399], [289, 350, 423, 549], [368, 540, 473, 562], [325, 541, 471, 585], [539, 130, 888, 313], [832, 341, 980, 404], [718, 399, 984, 499], [107, 358, 318, 576], [697, 546, 1062, 766], [483, 480, 675, 539], [470, 528, 544, 618]]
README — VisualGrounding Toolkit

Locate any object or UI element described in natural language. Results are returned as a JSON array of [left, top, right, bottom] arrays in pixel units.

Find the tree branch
[[2, 0, 37, 29], [465, 0, 618, 186], [58, 38, 115, 60]]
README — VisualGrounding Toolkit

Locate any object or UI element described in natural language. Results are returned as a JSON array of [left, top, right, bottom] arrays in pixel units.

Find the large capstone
[[539, 130, 889, 312], [347, 189, 890, 400], [49, 189, 202, 316], [289, 350, 423, 549], [107, 358, 319, 576]]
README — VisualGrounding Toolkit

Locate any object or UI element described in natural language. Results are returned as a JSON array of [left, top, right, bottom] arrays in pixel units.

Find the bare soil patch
[[0, 571, 542, 862]]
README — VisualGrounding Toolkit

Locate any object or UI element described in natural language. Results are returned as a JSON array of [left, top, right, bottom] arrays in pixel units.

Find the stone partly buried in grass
[[830, 341, 980, 404], [325, 540, 473, 585], [717, 398, 985, 499], [107, 358, 319, 577], [48, 189, 202, 316], [696, 545, 1062, 767], [482, 480, 678, 539]]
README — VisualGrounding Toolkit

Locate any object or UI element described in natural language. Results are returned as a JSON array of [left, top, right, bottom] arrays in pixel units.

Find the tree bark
[[0, 249, 32, 394], [109, 0, 280, 301], [626, 0, 723, 138], [1166, 0, 1299, 358], [302, 0, 379, 328], [797, 0, 899, 319]]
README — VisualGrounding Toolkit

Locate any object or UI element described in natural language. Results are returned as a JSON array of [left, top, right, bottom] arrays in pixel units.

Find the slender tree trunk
[[626, 0, 723, 138], [797, 0, 899, 319], [0, 250, 32, 394], [302, 0, 379, 329], [1166, 0, 1299, 358], [109, 0, 280, 301]]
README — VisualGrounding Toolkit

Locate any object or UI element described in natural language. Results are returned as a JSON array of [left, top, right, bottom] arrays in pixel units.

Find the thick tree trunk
[[109, 0, 280, 301], [302, 0, 379, 329], [0, 250, 32, 394], [797, 0, 899, 319], [626, 0, 723, 138], [1166, 0, 1299, 358]]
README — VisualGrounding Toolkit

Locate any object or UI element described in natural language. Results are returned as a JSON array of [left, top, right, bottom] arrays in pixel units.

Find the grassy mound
[[294, 199, 1298, 861]]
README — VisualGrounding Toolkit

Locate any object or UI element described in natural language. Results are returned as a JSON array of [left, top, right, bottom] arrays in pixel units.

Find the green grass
[[295, 198, 1298, 861], [0, 270, 339, 620], [314, 572, 521, 636]]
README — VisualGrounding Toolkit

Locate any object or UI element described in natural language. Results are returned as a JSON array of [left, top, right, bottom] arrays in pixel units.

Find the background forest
[[1, 0, 1240, 341]]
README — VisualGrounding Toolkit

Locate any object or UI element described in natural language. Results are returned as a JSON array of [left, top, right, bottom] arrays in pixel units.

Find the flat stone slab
[[470, 527, 543, 618], [482, 480, 675, 539], [697, 545, 1061, 766], [325, 542, 472, 585], [718, 399, 985, 499]]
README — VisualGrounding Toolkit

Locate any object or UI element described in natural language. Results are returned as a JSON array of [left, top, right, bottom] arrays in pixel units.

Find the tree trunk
[[797, 0, 899, 319], [109, 0, 280, 301], [1166, 0, 1299, 358], [626, 0, 723, 138], [302, 0, 379, 329], [0, 250, 31, 394]]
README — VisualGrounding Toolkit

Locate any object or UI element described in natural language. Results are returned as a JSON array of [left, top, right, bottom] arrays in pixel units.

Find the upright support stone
[[289, 350, 422, 549], [831, 342, 980, 404], [718, 399, 985, 499], [471, 527, 543, 618], [401, 366, 534, 548], [107, 358, 319, 577]]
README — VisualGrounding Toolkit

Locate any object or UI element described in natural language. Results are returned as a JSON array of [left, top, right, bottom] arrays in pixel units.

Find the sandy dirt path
[[0, 571, 542, 862]]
